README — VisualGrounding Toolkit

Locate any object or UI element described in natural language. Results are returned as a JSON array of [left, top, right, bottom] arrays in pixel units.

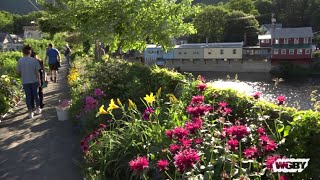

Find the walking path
[[0, 59, 82, 180]]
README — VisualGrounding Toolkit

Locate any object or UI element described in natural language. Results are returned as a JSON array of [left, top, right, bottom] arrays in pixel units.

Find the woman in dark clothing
[[31, 51, 46, 108]]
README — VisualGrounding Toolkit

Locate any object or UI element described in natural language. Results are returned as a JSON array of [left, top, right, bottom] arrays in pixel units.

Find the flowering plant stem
[[165, 171, 173, 180], [239, 141, 243, 175]]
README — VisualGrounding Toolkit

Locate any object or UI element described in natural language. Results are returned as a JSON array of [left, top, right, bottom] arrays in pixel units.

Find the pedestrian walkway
[[0, 59, 82, 180]]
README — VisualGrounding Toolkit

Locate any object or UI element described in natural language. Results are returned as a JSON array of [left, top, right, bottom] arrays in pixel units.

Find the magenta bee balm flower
[[157, 159, 169, 171], [129, 156, 149, 173]]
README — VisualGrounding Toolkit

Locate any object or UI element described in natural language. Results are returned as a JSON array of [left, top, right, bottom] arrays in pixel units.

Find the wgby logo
[[272, 158, 310, 173]]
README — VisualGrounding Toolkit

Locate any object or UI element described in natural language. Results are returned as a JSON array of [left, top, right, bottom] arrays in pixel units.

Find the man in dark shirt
[[45, 43, 61, 83]]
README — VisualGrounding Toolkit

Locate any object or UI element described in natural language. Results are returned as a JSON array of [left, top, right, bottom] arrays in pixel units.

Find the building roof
[[177, 42, 243, 49], [272, 27, 313, 38], [261, 24, 283, 30], [0, 33, 9, 43]]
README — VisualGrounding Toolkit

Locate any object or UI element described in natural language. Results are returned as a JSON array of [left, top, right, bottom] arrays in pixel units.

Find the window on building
[[305, 49, 311, 54], [297, 49, 303, 54], [304, 37, 309, 44], [179, 52, 181, 55], [233, 49, 237, 54], [261, 39, 265, 43], [208, 51, 211, 55], [27, 32, 32, 38], [281, 49, 286, 54], [266, 39, 270, 43], [157, 51, 159, 54], [294, 38, 299, 44], [274, 49, 279, 55], [284, 38, 288, 44], [275, 39, 279, 44], [220, 49, 224, 55], [289, 49, 294, 55], [184, 52, 187, 54]]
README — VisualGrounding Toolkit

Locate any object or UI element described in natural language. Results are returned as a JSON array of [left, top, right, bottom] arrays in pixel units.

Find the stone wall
[[164, 59, 272, 72]]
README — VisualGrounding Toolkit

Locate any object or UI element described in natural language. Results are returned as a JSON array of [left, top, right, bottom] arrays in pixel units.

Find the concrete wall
[[165, 59, 271, 72]]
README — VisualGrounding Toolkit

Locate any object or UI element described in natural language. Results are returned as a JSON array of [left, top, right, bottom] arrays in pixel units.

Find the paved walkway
[[0, 60, 82, 180]]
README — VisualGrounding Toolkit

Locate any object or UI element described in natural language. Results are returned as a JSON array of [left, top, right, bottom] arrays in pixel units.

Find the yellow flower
[[128, 99, 136, 110], [107, 99, 119, 112], [168, 94, 178, 104], [117, 98, 123, 107], [96, 105, 108, 117], [144, 92, 156, 104]]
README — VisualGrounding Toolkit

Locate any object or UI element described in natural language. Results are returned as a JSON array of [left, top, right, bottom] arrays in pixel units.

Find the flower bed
[[69, 57, 320, 180]]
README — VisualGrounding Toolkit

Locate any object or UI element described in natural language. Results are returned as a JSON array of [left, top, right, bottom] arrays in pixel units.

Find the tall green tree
[[192, 5, 229, 42], [254, 0, 273, 24], [224, 11, 260, 46], [0, 11, 14, 33], [225, 0, 259, 15], [37, 0, 197, 52]]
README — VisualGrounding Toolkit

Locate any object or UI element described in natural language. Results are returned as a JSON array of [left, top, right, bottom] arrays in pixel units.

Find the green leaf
[[277, 124, 285, 133], [284, 125, 292, 137]]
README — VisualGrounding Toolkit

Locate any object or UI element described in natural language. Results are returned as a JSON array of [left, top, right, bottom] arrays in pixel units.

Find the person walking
[[64, 44, 71, 64], [16, 45, 42, 119], [30, 50, 46, 108], [45, 43, 61, 83]]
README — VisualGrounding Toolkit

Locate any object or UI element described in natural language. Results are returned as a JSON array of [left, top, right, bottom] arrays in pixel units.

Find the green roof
[[272, 44, 312, 49]]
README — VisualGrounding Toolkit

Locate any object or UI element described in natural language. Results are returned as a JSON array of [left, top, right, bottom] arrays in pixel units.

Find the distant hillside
[[0, 0, 42, 14]]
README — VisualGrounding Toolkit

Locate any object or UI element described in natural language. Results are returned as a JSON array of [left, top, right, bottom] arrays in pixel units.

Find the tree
[[12, 11, 43, 34], [0, 11, 14, 33], [225, 0, 259, 15], [254, 0, 274, 24], [224, 11, 260, 46], [192, 6, 229, 42], [37, 0, 197, 52]]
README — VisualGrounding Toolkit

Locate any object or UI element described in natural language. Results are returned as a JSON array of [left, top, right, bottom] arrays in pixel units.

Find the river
[[191, 72, 320, 110]]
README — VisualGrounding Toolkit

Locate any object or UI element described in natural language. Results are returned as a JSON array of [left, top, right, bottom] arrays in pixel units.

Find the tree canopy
[[37, 0, 197, 52]]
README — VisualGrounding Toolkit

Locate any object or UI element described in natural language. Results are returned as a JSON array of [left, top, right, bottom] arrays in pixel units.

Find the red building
[[259, 27, 313, 63]]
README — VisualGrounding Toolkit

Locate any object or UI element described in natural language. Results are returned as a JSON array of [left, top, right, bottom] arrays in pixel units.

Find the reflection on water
[[192, 72, 320, 110]]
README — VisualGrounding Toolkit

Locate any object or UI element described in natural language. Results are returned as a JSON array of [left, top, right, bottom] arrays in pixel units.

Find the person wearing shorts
[[45, 43, 61, 83]]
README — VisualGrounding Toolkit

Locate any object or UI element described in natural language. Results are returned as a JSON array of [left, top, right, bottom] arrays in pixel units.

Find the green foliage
[[38, 0, 197, 52], [0, 11, 14, 33], [224, 10, 260, 46], [225, 0, 259, 15], [192, 5, 229, 42], [0, 51, 21, 76]]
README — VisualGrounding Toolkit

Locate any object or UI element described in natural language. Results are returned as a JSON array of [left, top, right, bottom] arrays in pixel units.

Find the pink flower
[[253, 92, 262, 99], [129, 156, 149, 173], [227, 139, 239, 151], [194, 138, 203, 144], [171, 127, 189, 139], [259, 136, 278, 152], [277, 95, 286, 105], [224, 125, 249, 139], [81, 144, 89, 154], [157, 159, 169, 172], [142, 107, 154, 120], [186, 104, 212, 117], [243, 147, 258, 159], [265, 155, 281, 170], [197, 83, 207, 91], [180, 138, 192, 148], [173, 148, 200, 173], [279, 175, 290, 180], [99, 124, 107, 129], [257, 127, 266, 136], [84, 96, 98, 111], [185, 119, 203, 133], [191, 96, 205, 104], [165, 130, 173, 139], [94, 88, 106, 97], [169, 144, 180, 154], [219, 102, 228, 108]]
